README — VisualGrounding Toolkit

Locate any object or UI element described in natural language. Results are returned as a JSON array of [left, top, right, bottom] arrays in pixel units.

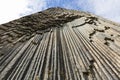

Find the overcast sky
[[0, 0, 120, 24]]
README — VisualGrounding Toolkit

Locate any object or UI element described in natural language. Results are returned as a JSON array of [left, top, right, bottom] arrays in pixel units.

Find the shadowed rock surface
[[0, 7, 120, 80]]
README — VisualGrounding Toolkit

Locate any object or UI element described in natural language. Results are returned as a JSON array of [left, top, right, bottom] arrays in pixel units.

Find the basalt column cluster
[[0, 7, 120, 80]]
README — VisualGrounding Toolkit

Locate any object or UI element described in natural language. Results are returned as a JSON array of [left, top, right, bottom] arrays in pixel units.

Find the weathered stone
[[0, 7, 120, 80]]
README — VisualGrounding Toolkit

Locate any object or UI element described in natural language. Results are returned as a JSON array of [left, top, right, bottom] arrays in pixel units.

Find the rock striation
[[0, 7, 120, 80]]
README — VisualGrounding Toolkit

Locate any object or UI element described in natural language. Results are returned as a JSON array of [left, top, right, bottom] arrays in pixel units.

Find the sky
[[0, 0, 120, 24]]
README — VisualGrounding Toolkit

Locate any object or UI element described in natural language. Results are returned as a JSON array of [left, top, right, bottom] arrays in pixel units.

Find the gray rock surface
[[0, 7, 120, 80]]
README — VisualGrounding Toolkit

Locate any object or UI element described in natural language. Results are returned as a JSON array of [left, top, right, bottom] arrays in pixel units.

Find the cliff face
[[0, 7, 120, 80]]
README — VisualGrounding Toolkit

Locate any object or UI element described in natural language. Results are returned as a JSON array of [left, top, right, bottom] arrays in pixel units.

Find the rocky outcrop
[[0, 7, 120, 80]]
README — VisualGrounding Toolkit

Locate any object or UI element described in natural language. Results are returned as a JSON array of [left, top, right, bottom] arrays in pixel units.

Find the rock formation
[[0, 7, 120, 80]]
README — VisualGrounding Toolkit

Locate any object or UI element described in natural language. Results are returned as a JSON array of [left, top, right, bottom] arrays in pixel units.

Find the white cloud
[[0, 0, 47, 24], [0, 0, 30, 24], [26, 0, 47, 14], [88, 0, 120, 23], [0, 0, 120, 24]]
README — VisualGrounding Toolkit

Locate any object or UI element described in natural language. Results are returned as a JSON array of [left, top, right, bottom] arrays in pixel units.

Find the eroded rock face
[[0, 7, 120, 80], [0, 8, 83, 46]]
